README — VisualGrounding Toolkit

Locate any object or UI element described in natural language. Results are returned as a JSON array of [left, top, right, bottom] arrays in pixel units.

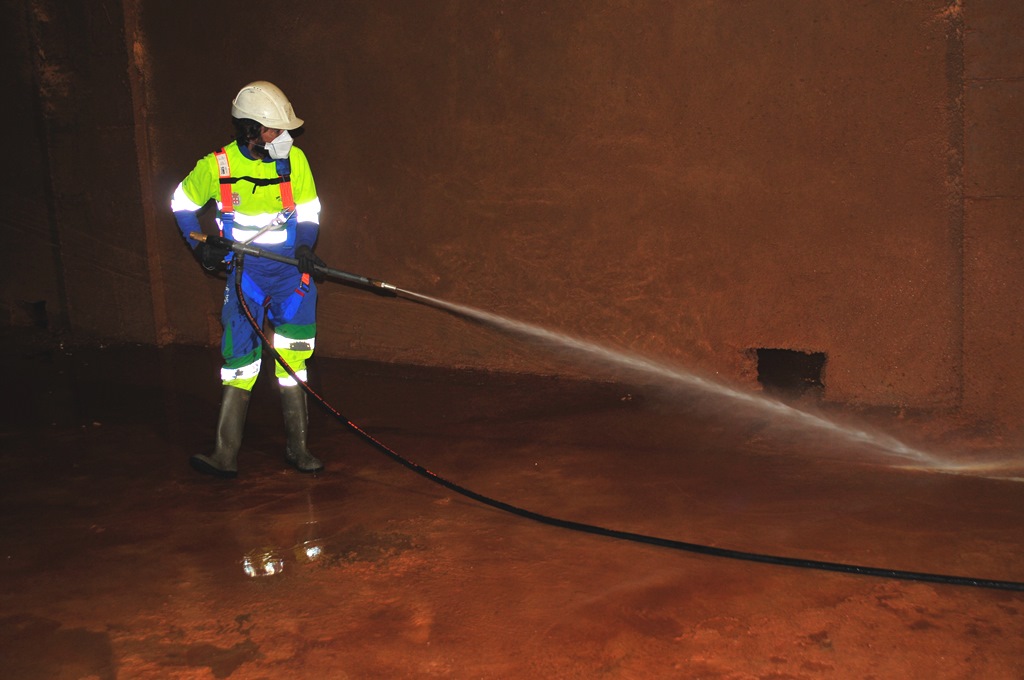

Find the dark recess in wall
[[756, 348, 826, 399]]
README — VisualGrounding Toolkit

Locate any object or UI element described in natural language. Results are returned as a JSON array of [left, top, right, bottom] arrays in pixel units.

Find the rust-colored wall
[[6, 1, 1024, 435], [1, 0, 66, 331], [962, 0, 1024, 427], [2, 0, 156, 341]]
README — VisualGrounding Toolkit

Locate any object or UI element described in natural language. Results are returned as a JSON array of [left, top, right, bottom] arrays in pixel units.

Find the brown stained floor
[[1, 331, 1023, 679]]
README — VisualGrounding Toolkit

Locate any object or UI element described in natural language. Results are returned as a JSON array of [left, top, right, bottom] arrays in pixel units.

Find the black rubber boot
[[190, 385, 251, 479], [281, 385, 323, 473]]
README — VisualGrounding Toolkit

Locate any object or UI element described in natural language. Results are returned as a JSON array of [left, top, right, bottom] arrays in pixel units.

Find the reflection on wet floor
[[242, 547, 285, 577], [2, 335, 1023, 678]]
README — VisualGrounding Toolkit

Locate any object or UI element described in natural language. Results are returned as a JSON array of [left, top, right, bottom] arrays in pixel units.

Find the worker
[[171, 80, 326, 478]]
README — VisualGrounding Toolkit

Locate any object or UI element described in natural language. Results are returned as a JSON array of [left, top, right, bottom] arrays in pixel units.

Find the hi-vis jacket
[[171, 140, 320, 253]]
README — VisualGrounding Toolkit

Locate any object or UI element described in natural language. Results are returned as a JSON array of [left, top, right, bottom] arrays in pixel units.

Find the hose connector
[[367, 279, 398, 297]]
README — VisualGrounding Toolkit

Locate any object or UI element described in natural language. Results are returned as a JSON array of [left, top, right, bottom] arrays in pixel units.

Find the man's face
[[247, 126, 285, 159], [259, 126, 283, 143]]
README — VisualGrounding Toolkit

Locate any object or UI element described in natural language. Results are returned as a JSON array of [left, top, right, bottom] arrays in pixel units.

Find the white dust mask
[[264, 130, 293, 159]]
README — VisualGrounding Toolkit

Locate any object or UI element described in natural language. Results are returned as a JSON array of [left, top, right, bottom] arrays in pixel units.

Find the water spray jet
[[398, 290, 941, 468], [212, 241, 1024, 591], [196, 232, 1020, 480]]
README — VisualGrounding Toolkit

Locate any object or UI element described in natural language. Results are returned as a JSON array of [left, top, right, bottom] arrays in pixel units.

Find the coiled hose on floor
[[232, 255, 1024, 593]]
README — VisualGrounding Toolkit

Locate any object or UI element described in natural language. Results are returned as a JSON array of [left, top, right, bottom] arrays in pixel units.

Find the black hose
[[232, 257, 1024, 592]]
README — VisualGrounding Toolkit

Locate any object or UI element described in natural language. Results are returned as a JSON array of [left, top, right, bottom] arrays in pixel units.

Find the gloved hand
[[295, 245, 326, 278], [195, 242, 230, 271]]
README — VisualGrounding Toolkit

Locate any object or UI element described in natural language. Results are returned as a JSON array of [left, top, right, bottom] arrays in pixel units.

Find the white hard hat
[[231, 81, 304, 130]]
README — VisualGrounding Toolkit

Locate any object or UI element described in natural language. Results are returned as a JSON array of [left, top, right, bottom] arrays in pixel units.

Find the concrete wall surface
[[962, 0, 1024, 426], [5, 1, 1024, 435], [3, 0, 156, 342]]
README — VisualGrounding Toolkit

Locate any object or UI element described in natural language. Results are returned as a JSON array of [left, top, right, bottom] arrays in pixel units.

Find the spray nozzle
[[367, 279, 399, 297]]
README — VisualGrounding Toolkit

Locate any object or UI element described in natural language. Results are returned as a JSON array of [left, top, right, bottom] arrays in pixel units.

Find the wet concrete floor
[[1, 330, 1023, 679]]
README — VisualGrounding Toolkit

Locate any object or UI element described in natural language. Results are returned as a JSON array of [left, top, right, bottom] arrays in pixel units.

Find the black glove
[[195, 242, 229, 271], [295, 245, 326, 278]]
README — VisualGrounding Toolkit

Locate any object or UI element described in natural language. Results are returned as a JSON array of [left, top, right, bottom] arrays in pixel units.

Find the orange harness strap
[[216, 149, 234, 237], [215, 147, 296, 226], [278, 172, 296, 212]]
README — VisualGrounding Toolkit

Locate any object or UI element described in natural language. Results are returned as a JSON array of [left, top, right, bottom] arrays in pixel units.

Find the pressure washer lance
[[190, 232, 399, 297]]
